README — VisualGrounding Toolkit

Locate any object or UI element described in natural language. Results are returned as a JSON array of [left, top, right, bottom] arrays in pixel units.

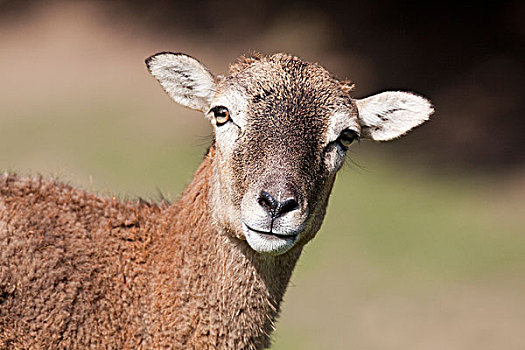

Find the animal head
[[146, 52, 433, 255]]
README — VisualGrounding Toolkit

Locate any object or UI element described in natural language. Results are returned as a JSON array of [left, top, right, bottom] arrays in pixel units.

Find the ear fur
[[145, 52, 217, 112], [356, 91, 433, 141]]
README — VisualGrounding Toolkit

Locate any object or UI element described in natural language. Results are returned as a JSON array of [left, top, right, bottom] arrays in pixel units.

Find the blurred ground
[[0, 1, 524, 349]]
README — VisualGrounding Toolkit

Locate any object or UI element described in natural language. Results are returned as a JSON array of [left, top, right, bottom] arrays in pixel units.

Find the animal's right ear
[[146, 52, 217, 112]]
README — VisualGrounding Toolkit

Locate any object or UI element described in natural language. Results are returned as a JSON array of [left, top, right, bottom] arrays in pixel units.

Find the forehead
[[221, 54, 351, 112]]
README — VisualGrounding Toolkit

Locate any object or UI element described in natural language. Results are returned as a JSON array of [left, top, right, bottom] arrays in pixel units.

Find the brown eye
[[337, 129, 359, 149], [210, 106, 230, 126]]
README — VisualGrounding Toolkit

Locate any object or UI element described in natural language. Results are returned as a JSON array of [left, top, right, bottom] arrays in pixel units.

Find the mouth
[[243, 223, 300, 255], [244, 223, 298, 240]]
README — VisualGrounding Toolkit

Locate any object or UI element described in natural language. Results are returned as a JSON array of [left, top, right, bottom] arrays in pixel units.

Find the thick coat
[[0, 149, 298, 349]]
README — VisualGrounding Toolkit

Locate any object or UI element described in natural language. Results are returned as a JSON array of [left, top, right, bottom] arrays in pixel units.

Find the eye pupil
[[338, 129, 359, 149], [211, 106, 230, 126]]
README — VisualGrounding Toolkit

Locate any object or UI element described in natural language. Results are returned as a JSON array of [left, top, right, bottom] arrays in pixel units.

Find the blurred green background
[[1, 1, 524, 349]]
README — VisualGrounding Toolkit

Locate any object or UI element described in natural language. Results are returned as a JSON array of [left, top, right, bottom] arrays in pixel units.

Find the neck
[[148, 148, 302, 349]]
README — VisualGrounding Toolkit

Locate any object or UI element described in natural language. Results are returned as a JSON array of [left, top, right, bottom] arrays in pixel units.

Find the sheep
[[0, 52, 433, 349]]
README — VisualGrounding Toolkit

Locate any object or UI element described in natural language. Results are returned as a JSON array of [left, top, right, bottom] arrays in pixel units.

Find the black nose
[[258, 191, 300, 218]]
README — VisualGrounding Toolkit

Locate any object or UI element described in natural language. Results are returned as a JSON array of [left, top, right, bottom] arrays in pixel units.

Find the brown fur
[[0, 147, 299, 349]]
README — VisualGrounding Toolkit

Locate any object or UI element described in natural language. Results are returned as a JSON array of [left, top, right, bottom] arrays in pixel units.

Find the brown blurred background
[[1, 1, 524, 349]]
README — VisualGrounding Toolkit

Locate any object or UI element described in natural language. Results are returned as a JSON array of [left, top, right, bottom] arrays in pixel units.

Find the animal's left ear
[[356, 91, 434, 141]]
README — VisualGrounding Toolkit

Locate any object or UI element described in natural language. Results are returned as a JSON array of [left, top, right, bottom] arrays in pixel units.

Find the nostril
[[258, 191, 278, 213], [277, 198, 299, 216]]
